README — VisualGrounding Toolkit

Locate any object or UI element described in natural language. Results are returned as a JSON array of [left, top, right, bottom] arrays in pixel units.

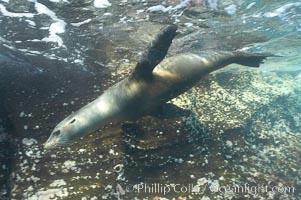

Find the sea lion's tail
[[233, 51, 277, 67]]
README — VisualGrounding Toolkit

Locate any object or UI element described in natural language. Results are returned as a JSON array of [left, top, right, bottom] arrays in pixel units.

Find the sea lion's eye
[[69, 119, 76, 124]]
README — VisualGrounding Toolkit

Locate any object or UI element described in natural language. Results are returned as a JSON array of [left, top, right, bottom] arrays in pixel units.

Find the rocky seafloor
[[1, 54, 301, 199]]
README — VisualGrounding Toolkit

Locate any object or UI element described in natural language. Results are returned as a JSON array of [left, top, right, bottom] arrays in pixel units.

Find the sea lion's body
[[113, 52, 233, 118], [44, 25, 273, 149], [82, 51, 235, 122]]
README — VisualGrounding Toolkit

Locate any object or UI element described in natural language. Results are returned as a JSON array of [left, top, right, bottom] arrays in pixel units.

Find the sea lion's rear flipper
[[233, 51, 278, 67], [131, 25, 178, 80]]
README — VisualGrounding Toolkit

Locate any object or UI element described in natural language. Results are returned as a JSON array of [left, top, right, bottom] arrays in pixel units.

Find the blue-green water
[[0, 0, 301, 199]]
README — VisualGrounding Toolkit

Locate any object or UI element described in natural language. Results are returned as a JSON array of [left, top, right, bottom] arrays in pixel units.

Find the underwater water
[[0, 0, 301, 199]]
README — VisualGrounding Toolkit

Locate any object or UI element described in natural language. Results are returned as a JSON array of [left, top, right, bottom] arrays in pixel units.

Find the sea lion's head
[[44, 112, 90, 149]]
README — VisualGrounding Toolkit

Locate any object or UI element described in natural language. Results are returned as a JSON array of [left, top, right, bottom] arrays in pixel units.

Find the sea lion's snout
[[43, 142, 54, 150], [44, 116, 89, 149], [44, 130, 61, 150]]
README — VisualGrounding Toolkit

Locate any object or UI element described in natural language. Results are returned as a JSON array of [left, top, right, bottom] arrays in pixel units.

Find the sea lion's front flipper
[[149, 103, 192, 119], [131, 25, 178, 80]]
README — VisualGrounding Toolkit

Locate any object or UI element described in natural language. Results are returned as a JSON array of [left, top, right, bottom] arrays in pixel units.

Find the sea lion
[[44, 25, 273, 149]]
